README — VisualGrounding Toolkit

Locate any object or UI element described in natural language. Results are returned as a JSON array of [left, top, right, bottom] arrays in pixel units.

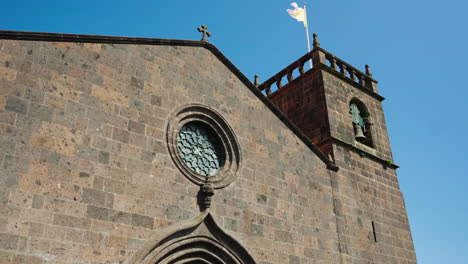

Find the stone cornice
[[330, 137, 399, 169], [318, 63, 385, 102]]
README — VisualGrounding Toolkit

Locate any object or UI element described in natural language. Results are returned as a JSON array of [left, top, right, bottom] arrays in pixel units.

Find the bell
[[354, 124, 367, 140]]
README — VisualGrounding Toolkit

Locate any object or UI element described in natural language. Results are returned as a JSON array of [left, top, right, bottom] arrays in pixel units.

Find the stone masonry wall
[[0, 39, 341, 264], [268, 69, 332, 155], [332, 144, 416, 264], [265, 64, 416, 263], [320, 70, 416, 263]]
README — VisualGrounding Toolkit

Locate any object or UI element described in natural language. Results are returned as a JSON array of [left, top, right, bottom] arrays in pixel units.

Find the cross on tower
[[197, 25, 212, 42]]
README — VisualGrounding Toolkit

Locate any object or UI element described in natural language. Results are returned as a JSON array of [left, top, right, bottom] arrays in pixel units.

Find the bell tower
[[258, 33, 392, 163], [258, 34, 417, 263]]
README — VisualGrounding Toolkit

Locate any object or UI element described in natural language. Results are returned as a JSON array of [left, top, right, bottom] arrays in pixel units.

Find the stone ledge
[[331, 137, 399, 169]]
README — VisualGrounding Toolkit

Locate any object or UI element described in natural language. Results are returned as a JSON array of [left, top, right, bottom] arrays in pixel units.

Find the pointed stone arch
[[126, 212, 256, 264]]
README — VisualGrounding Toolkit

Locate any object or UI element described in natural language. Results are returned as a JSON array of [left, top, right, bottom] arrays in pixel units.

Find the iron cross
[[197, 25, 212, 42]]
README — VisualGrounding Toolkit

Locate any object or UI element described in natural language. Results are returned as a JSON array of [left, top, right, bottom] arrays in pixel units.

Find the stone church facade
[[0, 30, 416, 263]]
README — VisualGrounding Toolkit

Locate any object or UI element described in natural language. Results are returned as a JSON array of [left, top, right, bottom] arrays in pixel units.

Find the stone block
[[131, 214, 153, 229], [256, 194, 268, 205], [91, 85, 129, 107], [32, 194, 44, 209], [11, 254, 42, 264], [0, 139, 16, 156], [83, 231, 105, 245], [147, 138, 165, 154], [112, 127, 130, 143], [92, 136, 121, 153], [86, 205, 109, 221], [127, 237, 145, 250], [105, 193, 115, 208], [0, 251, 12, 263], [65, 227, 83, 243], [141, 150, 156, 163], [24, 87, 44, 103], [249, 223, 263, 236], [120, 144, 141, 158], [289, 255, 300, 264], [49, 72, 80, 101], [224, 217, 238, 232], [44, 94, 66, 110], [27, 222, 44, 237], [103, 179, 125, 195], [130, 76, 144, 90], [150, 95, 162, 106], [0, 160, 20, 188], [98, 151, 110, 164], [109, 210, 132, 225], [30, 121, 84, 156], [128, 120, 145, 135], [28, 237, 50, 253], [81, 188, 106, 207], [108, 235, 127, 248], [0, 112, 16, 125], [29, 102, 53, 121], [8, 189, 33, 208], [129, 132, 146, 148], [0, 233, 19, 250], [5, 96, 28, 114], [52, 214, 90, 230]]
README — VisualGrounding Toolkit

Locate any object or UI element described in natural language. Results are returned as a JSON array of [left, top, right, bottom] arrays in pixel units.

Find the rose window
[[177, 122, 224, 176]]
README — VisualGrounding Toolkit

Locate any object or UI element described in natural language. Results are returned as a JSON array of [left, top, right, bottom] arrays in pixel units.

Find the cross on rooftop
[[197, 25, 212, 42]]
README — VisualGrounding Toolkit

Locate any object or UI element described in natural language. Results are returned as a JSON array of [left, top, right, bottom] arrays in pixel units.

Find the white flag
[[286, 2, 308, 27]]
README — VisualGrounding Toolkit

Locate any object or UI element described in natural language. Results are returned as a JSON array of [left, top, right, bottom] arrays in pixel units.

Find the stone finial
[[313, 33, 320, 48], [197, 25, 212, 42], [254, 74, 260, 87], [365, 64, 373, 77], [197, 178, 214, 211]]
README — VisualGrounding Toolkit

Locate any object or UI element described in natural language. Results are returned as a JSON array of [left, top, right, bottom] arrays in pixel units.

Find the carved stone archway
[[126, 212, 256, 264]]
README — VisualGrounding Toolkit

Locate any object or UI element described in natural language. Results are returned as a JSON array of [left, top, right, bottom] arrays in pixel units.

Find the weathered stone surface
[[98, 150, 110, 164], [128, 120, 145, 135], [0, 233, 19, 250], [268, 54, 416, 263], [52, 214, 91, 230], [131, 213, 153, 229], [30, 122, 84, 155], [12, 254, 42, 264], [112, 127, 130, 143], [150, 95, 162, 106], [81, 187, 107, 207], [91, 85, 130, 107], [5, 96, 28, 114], [109, 210, 132, 225], [0, 35, 415, 264], [86, 205, 109, 221]]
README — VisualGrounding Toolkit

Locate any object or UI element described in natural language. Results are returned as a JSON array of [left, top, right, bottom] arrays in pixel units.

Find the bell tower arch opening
[[349, 98, 374, 148]]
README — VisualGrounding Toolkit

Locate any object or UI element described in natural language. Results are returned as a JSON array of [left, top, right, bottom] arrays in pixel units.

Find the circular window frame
[[167, 104, 241, 189]]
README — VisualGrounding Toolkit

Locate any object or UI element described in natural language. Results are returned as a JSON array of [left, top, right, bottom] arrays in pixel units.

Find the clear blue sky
[[3, 0, 467, 263]]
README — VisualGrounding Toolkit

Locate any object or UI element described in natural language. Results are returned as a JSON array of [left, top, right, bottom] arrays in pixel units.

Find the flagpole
[[304, 3, 312, 68]]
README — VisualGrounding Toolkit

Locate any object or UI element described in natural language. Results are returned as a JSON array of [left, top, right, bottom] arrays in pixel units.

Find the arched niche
[[349, 98, 374, 148], [126, 212, 256, 264]]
